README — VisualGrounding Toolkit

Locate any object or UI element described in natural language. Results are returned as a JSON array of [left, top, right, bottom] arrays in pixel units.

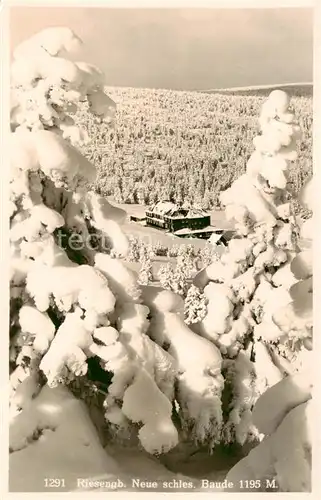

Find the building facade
[[145, 201, 210, 232]]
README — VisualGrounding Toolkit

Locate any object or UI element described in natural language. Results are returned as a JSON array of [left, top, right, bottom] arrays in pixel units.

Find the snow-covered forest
[[77, 86, 312, 209], [8, 27, 313, 493]]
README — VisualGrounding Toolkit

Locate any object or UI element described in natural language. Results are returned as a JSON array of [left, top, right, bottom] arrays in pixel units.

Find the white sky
[[9, 7, 313, 90]]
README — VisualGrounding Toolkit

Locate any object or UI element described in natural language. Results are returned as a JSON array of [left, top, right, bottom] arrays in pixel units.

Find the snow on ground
[[108, 198, 233, 251], [110, 199, 229, 280], [9, 384, 239, 493], [122, 220, 208, 251]]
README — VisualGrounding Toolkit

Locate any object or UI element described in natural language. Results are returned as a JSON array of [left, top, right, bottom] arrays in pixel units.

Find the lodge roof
[[173, 226, 235, 241], [173, 225, 216, 236], [147, 201, 209, 219]]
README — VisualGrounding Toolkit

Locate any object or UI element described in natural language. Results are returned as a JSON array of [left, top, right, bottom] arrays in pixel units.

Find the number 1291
[[44, 478, 66, 488]]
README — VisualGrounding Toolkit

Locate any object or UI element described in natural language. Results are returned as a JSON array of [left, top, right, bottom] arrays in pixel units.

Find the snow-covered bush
[[152, 241, 168, 256], [192, 90, 311, 446]]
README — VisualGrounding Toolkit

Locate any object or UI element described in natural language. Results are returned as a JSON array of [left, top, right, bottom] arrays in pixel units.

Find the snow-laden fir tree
[[225, 176, 313, 492], [200, 243, 219, 268], [184, 284, 208, 325], [158, 245, 196, 297], [126, 235, 141, 262], [158, 262, 174, 291], [138, 254, 153, 285], [158, 260, 189, 297], [170, 259, 190, 297], [9, 27, 226, 455], [9, 27, 178, 453], [193, 89, 309, 446]]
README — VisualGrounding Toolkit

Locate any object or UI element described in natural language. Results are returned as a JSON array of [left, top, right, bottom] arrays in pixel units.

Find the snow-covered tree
[[126, 235, 141, 262], [200, 243, 219, 267], [193, 90, 308, 446], [158, 262, 174, 291], [141, 286, 224, 448], [138, 241, 150, 262], [225, 176, 313, 492], [158, 251, 194, 298], [168, 244, 180, 258], [184, 284, 208, 325], [138, 255, 153, 285], [171, 261, 190, 297], [153, 240, 168, 256], [9, 27, 227, 458], [9, 27, 179, 455]]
